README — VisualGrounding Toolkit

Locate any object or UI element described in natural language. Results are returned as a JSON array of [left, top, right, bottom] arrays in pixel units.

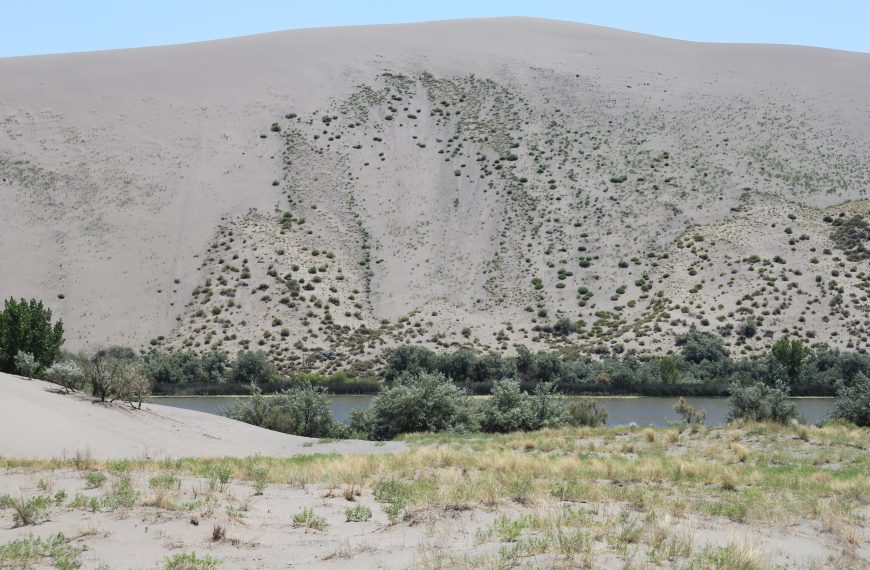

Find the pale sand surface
[[1, 18, 868, 366], [0, 373, 403, 460]]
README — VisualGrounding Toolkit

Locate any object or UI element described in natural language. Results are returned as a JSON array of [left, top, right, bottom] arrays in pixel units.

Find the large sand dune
[[1, 18, 868, 370], [0, 373, 402, 459]]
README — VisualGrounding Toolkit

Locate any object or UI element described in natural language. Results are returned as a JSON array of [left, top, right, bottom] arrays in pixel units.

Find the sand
[[0, 373, 403, 460]]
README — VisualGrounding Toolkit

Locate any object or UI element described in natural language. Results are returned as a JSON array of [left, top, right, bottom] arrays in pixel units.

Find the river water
[[152, 395, 834, 426]]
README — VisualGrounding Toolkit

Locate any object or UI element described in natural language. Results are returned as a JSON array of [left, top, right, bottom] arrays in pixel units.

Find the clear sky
[[2, 0, 868, 57]]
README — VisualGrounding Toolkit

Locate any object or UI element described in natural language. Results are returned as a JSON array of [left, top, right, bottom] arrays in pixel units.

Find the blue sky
[[2, 1, 868, 57]]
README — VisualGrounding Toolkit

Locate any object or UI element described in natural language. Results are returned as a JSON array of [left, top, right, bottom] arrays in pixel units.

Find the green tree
[[228, 351, 275, 384], [829, 373, 870, 427], [771, 338, 810, 383], [659, 356, 678, 383], [0, 298, 64, 374]]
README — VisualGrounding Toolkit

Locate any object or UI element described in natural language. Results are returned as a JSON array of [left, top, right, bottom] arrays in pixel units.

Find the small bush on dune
[[828, 373, 870, 426], [163, 552, 221, 570], [11, 495, 50, 526], [727, 382, 799, 424], [45, 360, 84, 393], [13, 351, 36, 379]]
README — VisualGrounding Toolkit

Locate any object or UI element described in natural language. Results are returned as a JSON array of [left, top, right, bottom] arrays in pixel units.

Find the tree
[[828, 373, 870, 427], [659, 356, 678, 383], [45, 361, 84, 393], [79, 349, 125, 402], [771, 338, 810, 383], [111, 362, 152, 409], [13, 351, 36, 379], [383, 345, 437, 384], [0, 298, 64, 374], [228, 351, 275, 385]]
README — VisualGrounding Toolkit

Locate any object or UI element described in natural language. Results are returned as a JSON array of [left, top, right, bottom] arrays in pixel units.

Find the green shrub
[[227, 382, 346, 438], [481, 379, 534, 432], [11, 495, 50, 526], [292, 507, 329, 531], [46, 360, 84, 393], [84, 472, 107, 489], [727, 382, 799, 424], [0, 533, 81, 569], [363, 372, 479, 440], [673, 397, 706, 424], [345, 504, 373, 522], [101, 476, 139, 510], [13, 351, 36, 379], [829, 373, 870, 426], [566, 398, 608, 427], [164, 552, 221, 570]]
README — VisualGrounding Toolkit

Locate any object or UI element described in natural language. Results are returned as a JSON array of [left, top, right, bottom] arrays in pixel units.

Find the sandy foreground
[[0, 373, 403, 460], [1, 375, 868, 568]]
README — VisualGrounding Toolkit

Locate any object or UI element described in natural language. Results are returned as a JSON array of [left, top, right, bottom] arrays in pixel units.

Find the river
[[151, 395, 835, 426]]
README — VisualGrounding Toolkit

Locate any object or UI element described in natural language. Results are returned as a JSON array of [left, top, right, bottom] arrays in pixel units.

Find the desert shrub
[[79, 349, 126, 402], [566, 398, 608, 427], [0, 297, 64, 375], [292, 507, 329, 531], [111, 362, 152, 409], [527, 382, 567, 428], [828, 373, 870, 426], [727, 382, 799, 424], [163, 552, 221, 570], [228, 350, 275, 384], [830, 214, 869, 261], [13, 350, 36, 379], [226, 382, 346, 438], [45, 360, 84, 393], [363, 372, 479, 440], [0, 533, 81, 569], [102, 475, 139, 510], [11, 495, 50, 526], [481, 379, 533, 432], [676, 331, 729, 364], [673, 397, 706, 424], [345, 504, 373, 522]]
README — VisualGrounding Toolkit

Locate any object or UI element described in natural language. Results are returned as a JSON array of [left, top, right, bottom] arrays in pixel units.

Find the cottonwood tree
[[0, 298, 64, 374]]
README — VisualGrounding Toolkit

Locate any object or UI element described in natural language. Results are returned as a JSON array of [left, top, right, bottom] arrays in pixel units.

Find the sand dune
[[1, 18, 869, 369], [0, 373, 403, 460]]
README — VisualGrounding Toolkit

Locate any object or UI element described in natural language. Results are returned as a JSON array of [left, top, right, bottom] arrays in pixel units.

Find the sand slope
[[1, 17, 869, 365], [0, 373, 402, 459]]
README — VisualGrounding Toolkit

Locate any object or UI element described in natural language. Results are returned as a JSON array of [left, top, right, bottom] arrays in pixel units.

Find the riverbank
[[2, 422, 867, 568]]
